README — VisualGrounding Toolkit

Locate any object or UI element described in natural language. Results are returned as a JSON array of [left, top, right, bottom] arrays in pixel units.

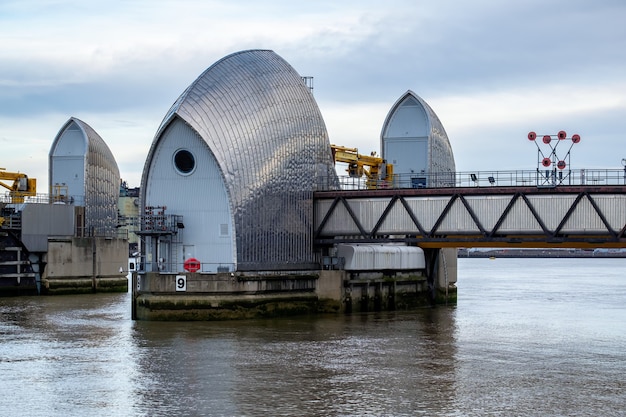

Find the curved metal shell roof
[[142, 50, 337, 270], [49, 117, 120, 235], [381, 90, 456, 175]]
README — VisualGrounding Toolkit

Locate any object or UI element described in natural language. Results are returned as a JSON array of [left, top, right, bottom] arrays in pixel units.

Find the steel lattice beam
[[314, 186, 626, 248]]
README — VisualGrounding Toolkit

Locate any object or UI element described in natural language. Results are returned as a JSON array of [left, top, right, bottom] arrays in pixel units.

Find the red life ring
[[184, 257, 201, 272]]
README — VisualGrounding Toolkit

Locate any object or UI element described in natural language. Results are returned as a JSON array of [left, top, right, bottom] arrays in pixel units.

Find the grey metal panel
[[593, 195, 626, 231], [50, 156, 85, 202], [438, 198, 481, 233], [49, 125, 86, 203], [496, 197, 541, 232], [384, 139, 428, 179], [20, 204, 75, 252], [142, 50, 339, 271], [315, 200, 360, 235], [378, 199, 420, 234], [464, 195, 514, 230], [405, 197, 451, 232], [527, 195, 577, 231], [348, 199, 387, 232], [49, 117, 120, 236], [561, 201, 605, 232]]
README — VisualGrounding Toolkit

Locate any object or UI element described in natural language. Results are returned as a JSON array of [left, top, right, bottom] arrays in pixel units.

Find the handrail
[[316, 169, 626, 191], [0, 192, 86, 205]]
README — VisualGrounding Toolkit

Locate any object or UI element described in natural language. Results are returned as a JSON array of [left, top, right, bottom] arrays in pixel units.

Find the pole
[[131, 272, 137, 320]]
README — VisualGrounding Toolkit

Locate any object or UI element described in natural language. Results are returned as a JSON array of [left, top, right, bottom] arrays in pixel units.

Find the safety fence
[[317, 169, 626, 191]]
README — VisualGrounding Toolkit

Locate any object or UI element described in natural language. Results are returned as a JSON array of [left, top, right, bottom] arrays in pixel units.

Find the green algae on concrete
[[135, 293, 321, 321], [42, 277, 128, 295]]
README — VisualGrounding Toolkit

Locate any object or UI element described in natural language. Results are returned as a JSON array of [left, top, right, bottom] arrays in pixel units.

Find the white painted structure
[[48, 117, 120, 236], [381, 91, 455, 188], [337, 244, 425, 271], [140, 50, 337, 273]]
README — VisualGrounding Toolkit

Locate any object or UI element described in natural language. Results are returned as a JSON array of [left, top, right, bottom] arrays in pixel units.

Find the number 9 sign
[[175, 275, 187, 292]]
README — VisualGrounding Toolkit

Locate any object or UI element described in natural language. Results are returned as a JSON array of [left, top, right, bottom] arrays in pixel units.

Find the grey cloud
[[288, 0, 626, 101]]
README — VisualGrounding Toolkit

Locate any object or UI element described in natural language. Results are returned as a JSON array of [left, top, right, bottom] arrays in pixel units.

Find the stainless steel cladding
[[381, 91, 455, 187], [141, 50, 339, 272], [49, 117, 120, 236]]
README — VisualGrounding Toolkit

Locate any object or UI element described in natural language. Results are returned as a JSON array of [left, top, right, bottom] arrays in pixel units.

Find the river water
[[1, 258, 625, 416]]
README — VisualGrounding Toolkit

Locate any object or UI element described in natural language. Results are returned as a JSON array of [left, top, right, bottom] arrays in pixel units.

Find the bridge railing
[[317, 169, 626, 191]]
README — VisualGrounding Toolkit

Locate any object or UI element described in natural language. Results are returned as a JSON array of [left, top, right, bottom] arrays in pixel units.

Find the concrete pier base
[[135, 292, 322, 321], [42, 276, 128, 295], [342, 273, 430, 313], [133, 267, 456, 321], [1, 233, 129, 295], [424, 247, 458, 305]]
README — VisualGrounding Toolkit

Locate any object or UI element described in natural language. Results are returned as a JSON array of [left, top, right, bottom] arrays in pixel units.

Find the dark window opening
[[174, 150, 195, 174]]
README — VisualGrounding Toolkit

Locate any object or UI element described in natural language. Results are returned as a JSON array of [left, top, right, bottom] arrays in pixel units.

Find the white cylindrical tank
[[336, 244, 425, 271]]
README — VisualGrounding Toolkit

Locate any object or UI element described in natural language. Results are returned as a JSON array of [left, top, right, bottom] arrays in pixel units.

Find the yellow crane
[[0, 168, 37, 203], [330, 145, 394, 189]]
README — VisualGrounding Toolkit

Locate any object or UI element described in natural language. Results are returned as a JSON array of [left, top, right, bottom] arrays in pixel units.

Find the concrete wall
[[133, 272, 321, 320], [132, 267, 450, 321], [317, 270, 343, 300], [436, 247, 458, 304], [42, 236, 128, 294], [137, 272, 318, 294]]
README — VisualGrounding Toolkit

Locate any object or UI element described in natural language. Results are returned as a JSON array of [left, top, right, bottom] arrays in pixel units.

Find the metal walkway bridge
[[314, 169, 626, 249]]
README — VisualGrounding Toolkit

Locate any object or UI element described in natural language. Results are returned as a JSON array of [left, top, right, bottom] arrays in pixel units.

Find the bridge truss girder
[[313, 186, 626, 249]]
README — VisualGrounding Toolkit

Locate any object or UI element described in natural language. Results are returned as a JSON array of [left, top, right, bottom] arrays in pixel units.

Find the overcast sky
[[1, 0, 625, 191]]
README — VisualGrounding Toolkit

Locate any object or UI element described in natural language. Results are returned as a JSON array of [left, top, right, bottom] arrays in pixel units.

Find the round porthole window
[[174, 149, 195, 175]]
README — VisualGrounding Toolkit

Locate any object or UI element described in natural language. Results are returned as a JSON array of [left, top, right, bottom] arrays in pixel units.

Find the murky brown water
[[1, 258, 625, 416]]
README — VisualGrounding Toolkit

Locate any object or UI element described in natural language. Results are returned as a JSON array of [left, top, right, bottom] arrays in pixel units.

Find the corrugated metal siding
[[497, 197, 542, 232], [404, 197, 450, 231], [316, 192, 626, 236], [348, 199, 387, 232], [592, 195, 626, 231], [464, 195, 513, 230], [378, 199, 418, 234], [526, 195, 577, 230], [142, 50, 339, 271], [336, 244, 425, 270], [315, 200, 361, 235], [437, 198, 481, 233]]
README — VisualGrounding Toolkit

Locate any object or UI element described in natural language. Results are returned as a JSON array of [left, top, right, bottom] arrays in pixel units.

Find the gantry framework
[[314, 185, 626, 249]]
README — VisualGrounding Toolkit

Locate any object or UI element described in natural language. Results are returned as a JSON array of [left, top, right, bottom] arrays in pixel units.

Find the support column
[[424, 247, 458, 305]]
